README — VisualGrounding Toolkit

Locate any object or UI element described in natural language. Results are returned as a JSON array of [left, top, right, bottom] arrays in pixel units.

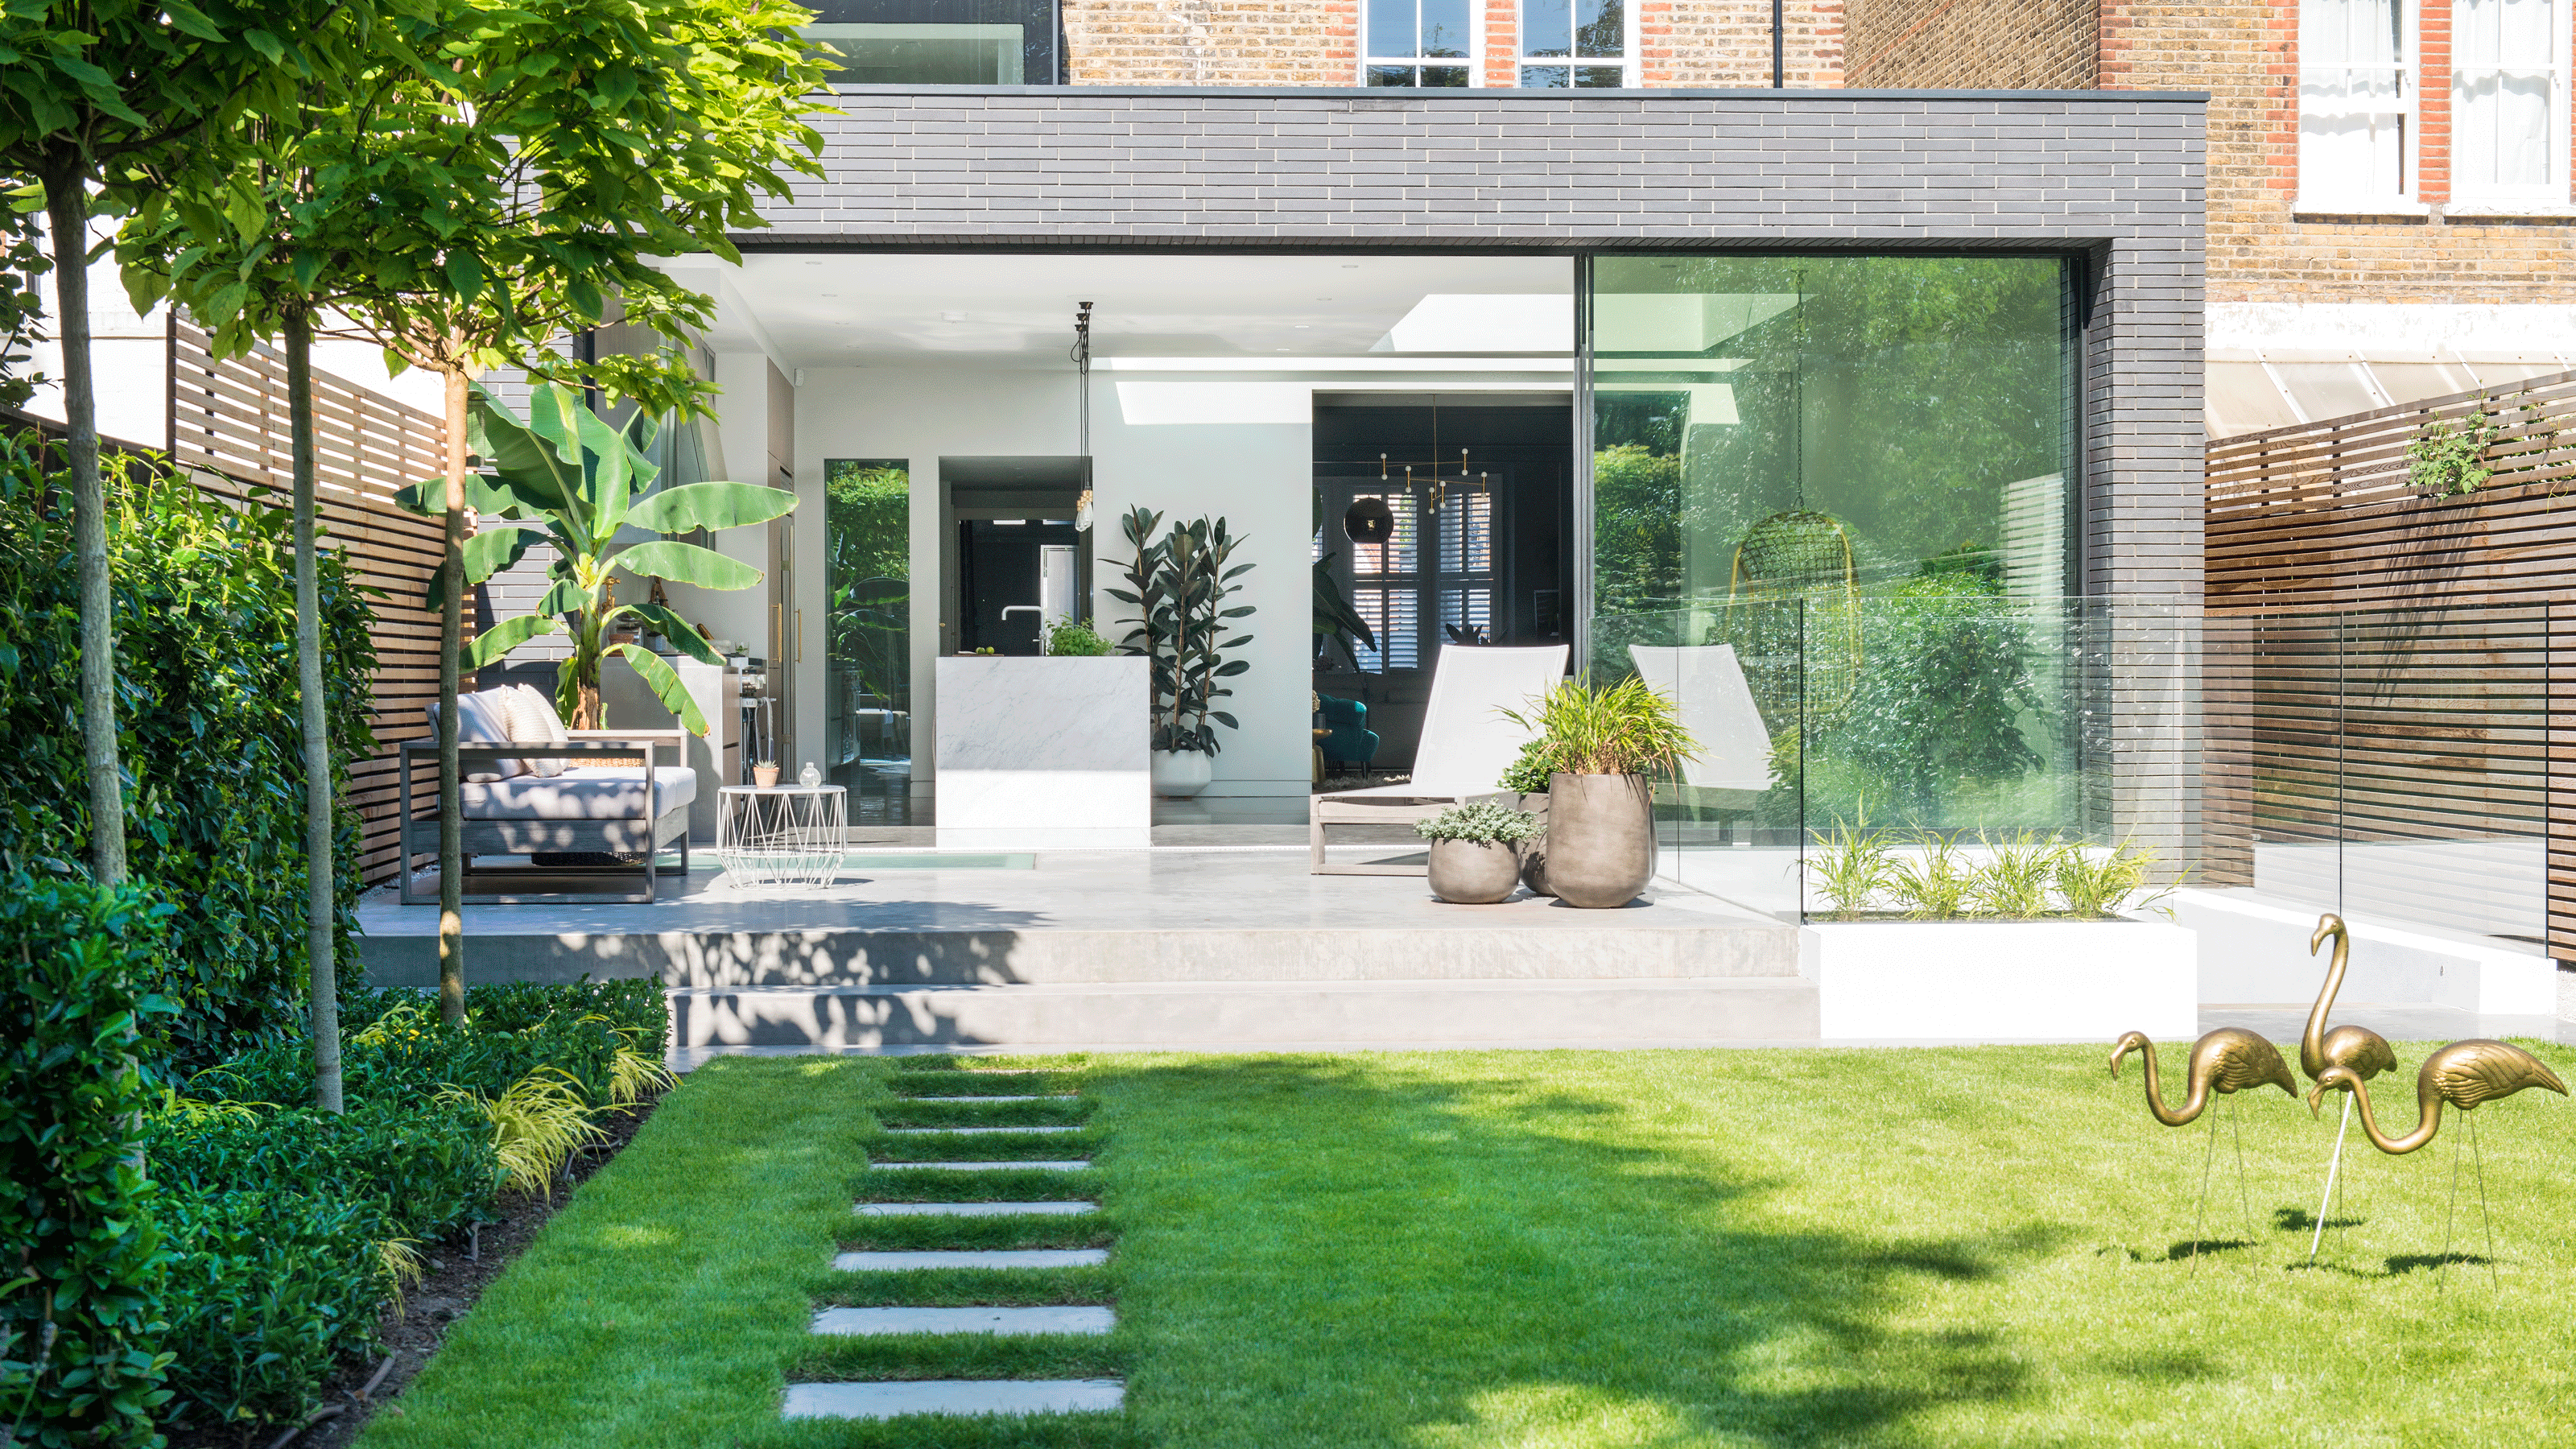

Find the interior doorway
[[1312, 394, 1575, 778]]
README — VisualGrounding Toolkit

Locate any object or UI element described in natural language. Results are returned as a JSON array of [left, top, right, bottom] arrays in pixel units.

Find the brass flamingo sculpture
[[2311, 1040, 2568, 1283], [2297, 914, 2400, 1260], [2110, 1029, 2300, 1264]]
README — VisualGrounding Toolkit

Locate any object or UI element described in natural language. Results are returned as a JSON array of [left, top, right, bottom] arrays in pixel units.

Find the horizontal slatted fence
[[2206, 369, 2574, 954], [168, 320, 450, 884]]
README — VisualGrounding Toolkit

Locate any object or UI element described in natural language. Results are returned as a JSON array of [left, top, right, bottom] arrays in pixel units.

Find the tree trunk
[[43, 170, 126, 886], [287, 313, 344, 1113], [437, 365, 468, 1027]]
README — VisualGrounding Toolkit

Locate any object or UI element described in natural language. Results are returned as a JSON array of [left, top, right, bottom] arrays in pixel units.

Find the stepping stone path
[[811, 1307, 1116, 1336], [856, 1201, 1098, 1217], [883, 1124, 1083, 1134], [783, 1381, 1125, 1420], [875, 1159, 1092, 1171], [786, 1065, 1122, 1425], [834, 1249, 1108, 1270]]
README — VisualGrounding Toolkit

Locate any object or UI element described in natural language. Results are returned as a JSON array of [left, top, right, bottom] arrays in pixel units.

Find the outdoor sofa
[[398, 685, 694, 904]]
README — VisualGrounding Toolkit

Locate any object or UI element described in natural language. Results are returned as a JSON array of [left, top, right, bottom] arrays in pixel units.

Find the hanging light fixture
[[1343, 493, 1393, 543]]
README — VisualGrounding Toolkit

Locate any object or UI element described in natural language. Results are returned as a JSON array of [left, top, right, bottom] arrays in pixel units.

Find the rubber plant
[[398, 382, 797, 733], [1109, 506, 1257, 754]]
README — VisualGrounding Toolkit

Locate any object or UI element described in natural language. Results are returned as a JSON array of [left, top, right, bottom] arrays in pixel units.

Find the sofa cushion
[[458, 766, 696, 821], [497, 684, 570, 777], [424, 691, 525, 781]]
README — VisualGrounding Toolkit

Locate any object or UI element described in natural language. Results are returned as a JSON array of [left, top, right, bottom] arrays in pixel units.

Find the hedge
[[0, 873, 180, 1449], [0, 431, 376, 1067]]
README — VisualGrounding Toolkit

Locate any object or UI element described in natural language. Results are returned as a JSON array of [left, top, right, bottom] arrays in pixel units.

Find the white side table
[[715, 785, 847, 889]]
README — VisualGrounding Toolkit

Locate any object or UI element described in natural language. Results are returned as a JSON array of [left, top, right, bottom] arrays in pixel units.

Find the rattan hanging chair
[[1725, 510, 1864, 726]]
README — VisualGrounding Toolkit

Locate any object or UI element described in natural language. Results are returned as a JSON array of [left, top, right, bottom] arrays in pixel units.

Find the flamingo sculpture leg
[[2296, 914, 2399, 1262]]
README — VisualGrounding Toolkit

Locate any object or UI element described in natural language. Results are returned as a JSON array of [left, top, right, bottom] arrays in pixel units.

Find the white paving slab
[[832, 1249, 1109, 1271], [856, 1201, 1098, 1217], [810, 1306, 1116, 1336], [783, 1379, 1124, 1420], [871, 1160, 1091, 1171], [885, 1125, 1081, 1135]]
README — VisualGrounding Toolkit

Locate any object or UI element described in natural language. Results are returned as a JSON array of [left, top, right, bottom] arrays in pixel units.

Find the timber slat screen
[[2205, 368, 2574, 955], [168, 320, 448, 884]]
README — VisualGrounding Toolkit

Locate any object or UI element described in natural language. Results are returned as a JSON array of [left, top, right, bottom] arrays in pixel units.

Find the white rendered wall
[[794, 367, 1081, 790], [791, 365, 1314, 799]]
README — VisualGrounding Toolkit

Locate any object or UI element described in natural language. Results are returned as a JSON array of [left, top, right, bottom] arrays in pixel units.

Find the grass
[[364, 1044, 2576, 1449]]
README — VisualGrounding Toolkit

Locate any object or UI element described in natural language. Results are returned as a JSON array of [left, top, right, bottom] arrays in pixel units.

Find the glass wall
[[824, 459, 915, 822], [1589, 254, 2111, 919]]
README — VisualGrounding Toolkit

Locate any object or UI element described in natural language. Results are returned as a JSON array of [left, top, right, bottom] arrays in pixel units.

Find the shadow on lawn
[[1104, 1055, 2069, 1448]]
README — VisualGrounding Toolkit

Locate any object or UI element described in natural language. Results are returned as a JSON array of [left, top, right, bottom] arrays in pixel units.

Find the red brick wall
[[1070, 0, 1842, 89], [1850, 0, 2576, 303]]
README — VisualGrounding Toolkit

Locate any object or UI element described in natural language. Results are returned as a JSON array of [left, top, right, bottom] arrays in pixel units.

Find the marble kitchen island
[[934, 655, 1151, 850]]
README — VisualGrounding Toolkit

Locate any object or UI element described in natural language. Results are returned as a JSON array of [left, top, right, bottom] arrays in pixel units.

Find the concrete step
[[857, 1202, 1097, 1217], [869, 1160, 1092, 1171], [883, 1125, 1083, 1135], [811, 1307, 1115, 1336], [365, 919, 1801, 989], [782, 1380, 1124, 1419], [675, 976, 1818, 1049], [833, 1249, 1108, 1271]]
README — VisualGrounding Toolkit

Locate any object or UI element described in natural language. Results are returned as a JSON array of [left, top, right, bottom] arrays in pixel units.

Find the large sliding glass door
[[1585, 254, 2111, 918]]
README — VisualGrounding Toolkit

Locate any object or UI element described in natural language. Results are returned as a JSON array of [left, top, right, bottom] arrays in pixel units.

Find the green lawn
[[363, 1044, 2576, 1449]]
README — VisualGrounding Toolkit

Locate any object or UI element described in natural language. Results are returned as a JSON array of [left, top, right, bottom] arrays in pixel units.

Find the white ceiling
[[703, 253, 1573, 369]]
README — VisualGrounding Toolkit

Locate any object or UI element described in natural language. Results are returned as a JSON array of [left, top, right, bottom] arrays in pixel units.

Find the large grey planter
[[1545, 773, 1653, 908], [1516, 791, 1554, 897], [1426, 838, 1522, 904]]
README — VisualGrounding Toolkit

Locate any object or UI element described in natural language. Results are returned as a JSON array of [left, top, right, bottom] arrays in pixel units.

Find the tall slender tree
[[122, 16, 439, 1111], [0, 0, 357, 886], [132, 0, 825, 1024]]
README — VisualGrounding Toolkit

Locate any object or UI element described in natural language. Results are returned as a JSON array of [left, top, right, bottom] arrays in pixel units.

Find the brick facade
[[1066, 0, 1360, 85], [1064, 0, 1843, 88], [1844, 0, 2096, 89], [1847, 0, 2576, 304]]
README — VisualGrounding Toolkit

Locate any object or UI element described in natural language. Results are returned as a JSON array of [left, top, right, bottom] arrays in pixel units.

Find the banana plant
[[396, 382, 797, 733]]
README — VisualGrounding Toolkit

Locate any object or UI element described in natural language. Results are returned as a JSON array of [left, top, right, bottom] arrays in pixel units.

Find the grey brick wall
[[755, 85, 2207, 602], [745, 85, 2207, 852]]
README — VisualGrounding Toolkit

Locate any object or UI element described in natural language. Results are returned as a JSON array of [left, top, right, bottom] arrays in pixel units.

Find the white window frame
[[2297, 0, 2424, 213], [2450, 0, 2574, 208], [1360, 0, 1484, 88], [1513, 0, 1637, 88]]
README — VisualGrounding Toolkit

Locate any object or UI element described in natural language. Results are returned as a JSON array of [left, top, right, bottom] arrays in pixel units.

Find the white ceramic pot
[[1150, 749, 1213, 798], [1428, 838, 1522, 904]]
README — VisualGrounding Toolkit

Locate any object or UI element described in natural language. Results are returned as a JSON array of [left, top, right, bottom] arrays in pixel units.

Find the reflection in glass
[[801, 0, 1057, 85], [824, 459, 914, 820], [1589, 254, 2089, 916]]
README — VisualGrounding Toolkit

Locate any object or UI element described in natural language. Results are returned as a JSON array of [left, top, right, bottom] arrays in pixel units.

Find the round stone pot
[[1427, 838, 1522, 904], [1516, 791, 1555, 898], [1545, 772, 1653, 908], [1150, 749, 1213, 798]]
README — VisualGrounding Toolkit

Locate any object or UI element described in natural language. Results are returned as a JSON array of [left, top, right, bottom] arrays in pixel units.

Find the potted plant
[[1044, 617, 1114, 656], [1414, 802, 1541, 904], [1503, 676, 1697, 908], [1109, 506, 1256, 799], [1497, 737, 1557, 896]]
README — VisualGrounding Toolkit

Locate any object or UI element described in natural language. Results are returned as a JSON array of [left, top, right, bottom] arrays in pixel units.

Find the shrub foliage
[[0, 434, 377, 1065], [0, 873, 180, 1449]]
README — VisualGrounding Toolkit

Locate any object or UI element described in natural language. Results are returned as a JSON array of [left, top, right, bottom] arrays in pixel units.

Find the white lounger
[[1309, 643, 1568, 876], [1627, 643, 1776, 842]]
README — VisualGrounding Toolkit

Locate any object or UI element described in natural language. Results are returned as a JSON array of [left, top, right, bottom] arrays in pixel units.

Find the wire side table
[[715, 786, 846, 889]]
